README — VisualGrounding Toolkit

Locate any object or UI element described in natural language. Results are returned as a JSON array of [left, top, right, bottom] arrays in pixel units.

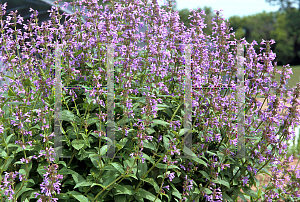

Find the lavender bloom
[[35, 164, 63, 202], [242, 176, 249, 186], [167, 172, 175, 182]]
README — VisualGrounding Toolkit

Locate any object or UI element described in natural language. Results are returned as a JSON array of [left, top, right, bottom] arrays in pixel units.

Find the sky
[[157, 0, 299, 19]]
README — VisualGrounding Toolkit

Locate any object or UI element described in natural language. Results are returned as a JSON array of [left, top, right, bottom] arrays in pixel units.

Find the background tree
[[265, 0, 300, 65]]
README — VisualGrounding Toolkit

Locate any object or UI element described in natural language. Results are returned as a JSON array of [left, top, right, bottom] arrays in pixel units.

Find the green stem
[[128, 150, 169, 201], [153, 165, 169, 202]]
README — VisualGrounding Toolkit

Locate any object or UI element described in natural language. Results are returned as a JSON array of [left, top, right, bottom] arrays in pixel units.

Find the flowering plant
[[0, 0, 300, 202]]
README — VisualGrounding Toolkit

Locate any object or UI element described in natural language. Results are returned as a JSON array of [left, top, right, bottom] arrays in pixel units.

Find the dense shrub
[[0, 0, 300, 201]]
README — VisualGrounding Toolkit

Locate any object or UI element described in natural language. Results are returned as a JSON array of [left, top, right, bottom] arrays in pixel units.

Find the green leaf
[[202, 187, 212, 195], [61, 110, 76, 122], [85, 62, 93, 68], [146, 127, 156, 135], [100, 145, 108, 156], [238, 193, 247, 202], [89, 154, 101, 169], [260, 167, 272, 177], [110, 162, 125, 174], [114, 184, 134, 195], [140, 152, 154, 164], [58, 168, 85, 184], [137, 160, 147, 179], [199, 170, 210, 180], [170, 183, 181, 199], [137, 188, 161, 202], [103, 171, 117, 187], [142, 178, 160, 193], [242, 186, 257, 198], [74, 181, 93, 189], [9, 54, 16, 62], [156, 104, 169, 110], [74, 50, 83, 57], [222, 192, 234, 202], [15, 187, 33, 200], [143, 139, 156, 151], [151, 119, 170, 127], [163, 136, 170, 150], [68, 191, 89, 202], [1, 156, 13, 171], [85, 117, 99, 125], [114, 194, 127, 202], [125, 173, 138, 180], [116, 138, 128, 150], [257, 188, 262, 198], [212, 179, 230, 189], [5, 134, 14, 144], [156, 163, 179, 170], [182, 147, 207, 167], [72, 139, 85, 150], [23, 78, 31, 88], [8, 87, 16, 97]]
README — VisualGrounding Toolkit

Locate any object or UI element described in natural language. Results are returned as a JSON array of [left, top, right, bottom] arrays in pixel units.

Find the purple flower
[[167, 172, 175, 182], [242, 176, 249, 186], [158, 135, 162, 142]]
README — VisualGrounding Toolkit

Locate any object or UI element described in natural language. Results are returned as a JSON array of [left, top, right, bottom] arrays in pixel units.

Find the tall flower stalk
[[0, 0, 299, 201]]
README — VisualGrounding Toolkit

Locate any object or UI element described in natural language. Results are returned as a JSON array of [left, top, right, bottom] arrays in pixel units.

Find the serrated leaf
[[114, 184, 134, 195], [110, 162, 125, 174], [202, 187, 212, 195], [143, 139, 156, 151], [170, 183, 181, 199], [89, 154, 102, 169], [116, 138, 128, 150], [61, 110, 76, 122], [137, 188, 161, 202], [125, 173, 138, 180], [71, 139, 85, 150], [137, 160, 147, 179], [68, 191, 89, 202], [58, 168, 85, 184], [142, 178, 160, 193], [199, 170, 210, 180], [5, 134, 14, 144], [74, 181, 93, 189], [182, 147, 207, 167], [151, 119, 170, 127], [1, 156, 13, 171], [163, 136, 169, 150], [114, 194, 127, 202], [222, 192, 234, 202], [74, 50, 83, 57], [8, 87, 16, 97], [15, 187, 33, 200], [103, 171, 117, 187], [146, 127, 156, 135], [242, 186, 257, 198], [212, 179, 230, 188], [238, 193, 247, 202], [156, 163, 179, 169]]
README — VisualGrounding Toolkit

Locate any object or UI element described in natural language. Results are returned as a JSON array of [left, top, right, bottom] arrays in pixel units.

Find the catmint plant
[[0, 0, 300, 201]]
